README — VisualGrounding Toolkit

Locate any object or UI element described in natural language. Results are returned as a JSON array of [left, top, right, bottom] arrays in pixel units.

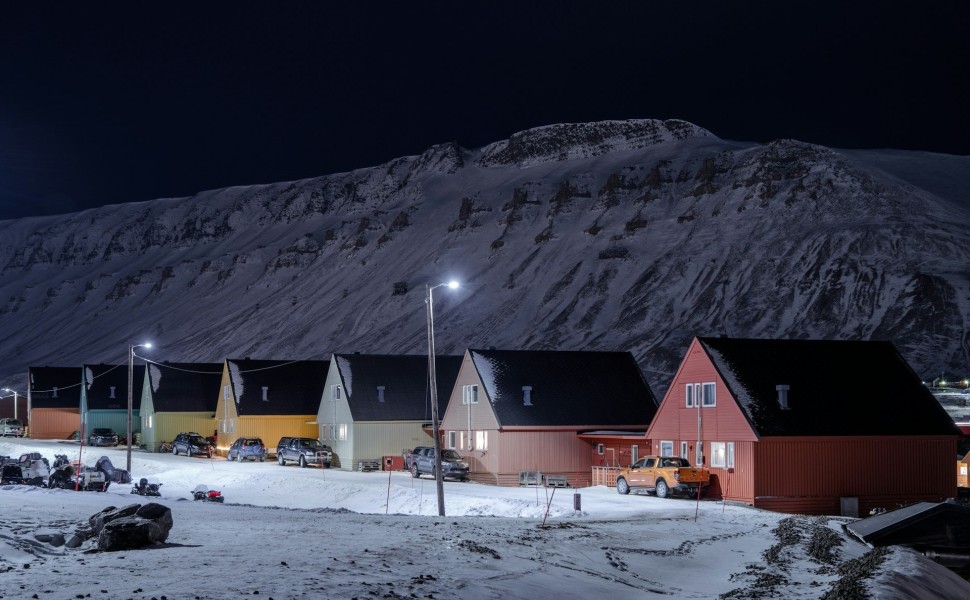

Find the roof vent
[[522, 386, 533, 406], [262, 386, 269, 401], [52, 386, 58, 398], [776, 384, 790, 410], [109, 386, 116, 399], [377, 386, 385, 403]]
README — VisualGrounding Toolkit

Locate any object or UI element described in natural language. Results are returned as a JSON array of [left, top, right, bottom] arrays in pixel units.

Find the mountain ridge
[[1, 118, 968, 394]]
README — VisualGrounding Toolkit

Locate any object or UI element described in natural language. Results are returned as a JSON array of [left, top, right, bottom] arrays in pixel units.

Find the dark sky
[[1, 2, 968, 220]]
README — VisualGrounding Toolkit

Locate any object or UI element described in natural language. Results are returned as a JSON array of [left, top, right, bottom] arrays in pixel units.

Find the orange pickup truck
[[615, 455, 710, 498]]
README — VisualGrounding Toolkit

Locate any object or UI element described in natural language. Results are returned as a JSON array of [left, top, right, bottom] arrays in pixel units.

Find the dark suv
[[172, 432, 212, 458], [88, 428, 120, 446], [407, 446, 469, 481], [277, 437, 332, 468]]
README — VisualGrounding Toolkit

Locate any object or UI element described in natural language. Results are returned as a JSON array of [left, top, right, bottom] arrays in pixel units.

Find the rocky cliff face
[[1, 118, 968, 392]]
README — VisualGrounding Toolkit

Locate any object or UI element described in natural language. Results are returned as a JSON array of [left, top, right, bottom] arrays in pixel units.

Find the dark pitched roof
[[146, 362, 223, 412], [226, 359, 329, 416], [83, 364, 146, 411], [468, 349, 657, 427], [333, 354, 462, 422], [697, 337, 961, 437], [28, 367, 82, 409]]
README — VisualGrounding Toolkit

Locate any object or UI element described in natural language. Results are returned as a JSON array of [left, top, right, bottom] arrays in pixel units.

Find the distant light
[[447, 280, 459, 289]]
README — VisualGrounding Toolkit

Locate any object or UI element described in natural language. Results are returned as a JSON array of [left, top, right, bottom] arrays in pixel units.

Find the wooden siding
[[349, 422, 431, 469], [28, 408, 79, 439], [493, 430, 594, 487], [753, 437, 956, 515], [231, 415, 317, 455], [318, 364, 355, 468], [440, 353, 501, 432], [143, 412, 216, 452], [648, 339, 757, 443], [85, 410, 136, 439]]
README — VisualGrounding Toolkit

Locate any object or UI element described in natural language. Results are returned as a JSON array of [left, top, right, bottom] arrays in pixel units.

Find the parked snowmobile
[[192, 484, 224, 503], [95, 456, 131, 484], [131, 477, 162, 496], [18, 452, 50, 486], [48, 454, 109, 492]]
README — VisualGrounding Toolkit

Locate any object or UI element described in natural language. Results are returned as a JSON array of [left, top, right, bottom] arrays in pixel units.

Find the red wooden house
[[646, 337, 960, 516], [439, 349, 657, 487]]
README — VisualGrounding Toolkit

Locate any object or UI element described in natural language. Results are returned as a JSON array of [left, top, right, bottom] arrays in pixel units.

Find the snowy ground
[[2, 439, 969, 600]]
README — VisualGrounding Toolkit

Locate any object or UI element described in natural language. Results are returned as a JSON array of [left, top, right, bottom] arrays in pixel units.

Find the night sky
[[1, 2, 967, 220]]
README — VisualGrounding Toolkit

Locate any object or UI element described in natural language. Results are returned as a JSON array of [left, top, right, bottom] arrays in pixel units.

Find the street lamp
[[2, 388, 20, 420], [426, 280, 459, 517], [127, 342, 152, 472]]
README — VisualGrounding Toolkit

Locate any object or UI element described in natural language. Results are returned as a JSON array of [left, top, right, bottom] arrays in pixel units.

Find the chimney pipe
[[776, 384, 790, 410]]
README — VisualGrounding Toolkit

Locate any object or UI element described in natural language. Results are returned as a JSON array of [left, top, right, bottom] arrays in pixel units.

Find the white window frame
[[462, 384, 479, 405], [448, 431, 457, 449], [660, 440, 673, 456], [475, 430, 487, 451], [596, 443, 605, 455], [680, 441, 689, 459], [331, 385, 341, 401], [702, 382, 716, 407], [631, 444, 639, 464], [727, 442, 735, 468], [711, 442, 727, 468], [224, 385, 230, 400], [696, 441, 704, 466], [685, 383, 695, 408], [337, 423, 348, 441]]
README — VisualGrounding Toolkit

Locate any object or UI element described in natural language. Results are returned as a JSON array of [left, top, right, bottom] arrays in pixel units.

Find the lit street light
[[425, 280, 459, 517], [127, 342, 152, 472], [2, 387, 21, 421]]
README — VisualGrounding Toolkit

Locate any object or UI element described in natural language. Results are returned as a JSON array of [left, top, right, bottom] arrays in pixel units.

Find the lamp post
[[426, 280, 459, 517], [127, 343, 152, 472], [2, 388, 19, 420]]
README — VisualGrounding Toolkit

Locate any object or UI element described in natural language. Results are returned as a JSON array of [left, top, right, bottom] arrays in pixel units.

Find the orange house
[[647, 337, 960, 516]]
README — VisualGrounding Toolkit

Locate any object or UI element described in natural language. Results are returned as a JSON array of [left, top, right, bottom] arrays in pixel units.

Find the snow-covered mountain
[[1, 119, 968, 392]]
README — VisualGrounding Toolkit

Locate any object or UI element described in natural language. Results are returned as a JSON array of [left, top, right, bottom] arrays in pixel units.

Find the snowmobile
[[48, 454, 110, 492], [95, 456, 132, 484], [192, 484, 224, 503], [0, 453, 49, 486], [131, 477, 162, 496]]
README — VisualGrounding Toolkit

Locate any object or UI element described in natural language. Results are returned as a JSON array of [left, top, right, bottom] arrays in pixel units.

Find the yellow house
[[214, 358, 329, 456]]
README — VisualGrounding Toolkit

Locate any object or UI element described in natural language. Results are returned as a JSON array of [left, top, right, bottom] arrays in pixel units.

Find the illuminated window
[[475, 430, 487, 451]]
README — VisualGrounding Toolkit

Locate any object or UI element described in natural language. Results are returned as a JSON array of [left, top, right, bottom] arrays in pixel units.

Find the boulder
[[95, 503, 172, 551]]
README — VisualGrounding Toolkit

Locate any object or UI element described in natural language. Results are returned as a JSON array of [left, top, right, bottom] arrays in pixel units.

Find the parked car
[[406, 446, 469, 481], [276, 437, 332, 468], [0, 418, 24, 437], [88, 427, 120, 446], [172, 432, 213, 458], [615, 456, 710, 498], [228, 437, 267, 462]]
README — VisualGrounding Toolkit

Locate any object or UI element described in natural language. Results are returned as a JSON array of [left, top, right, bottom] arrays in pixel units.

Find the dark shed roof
[[146, 362, 223, 412], [226, 359, 329, 416], [83, 364, 145, 411], [333, 354, 462, 422], [28, 366, 82, 409], [844, 501, 970, 549], [697, 337, 961, 437], [468, 349, 657, 427]]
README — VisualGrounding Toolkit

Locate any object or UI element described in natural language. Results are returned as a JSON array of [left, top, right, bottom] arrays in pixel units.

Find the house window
[[702, 382, 716, 407], [680, 441, 689, 459], [147, 415, 153, 428], [660, 440, 673, 456], [229, 419, 235, 434], [727, 442, 735, 468], [448, 431, 457, 449], [631, 444, 639, 464], [224, 385, 230, 400], [462, 384, 478, 405], [337, 424, 348, 441], [596, 443, 605, 455], [711, 442, 726, 468], [696, 441, 704, 466], [685, 384, 695, 408], [332, 385, 341, 401], [475, 430, 487, 451]]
